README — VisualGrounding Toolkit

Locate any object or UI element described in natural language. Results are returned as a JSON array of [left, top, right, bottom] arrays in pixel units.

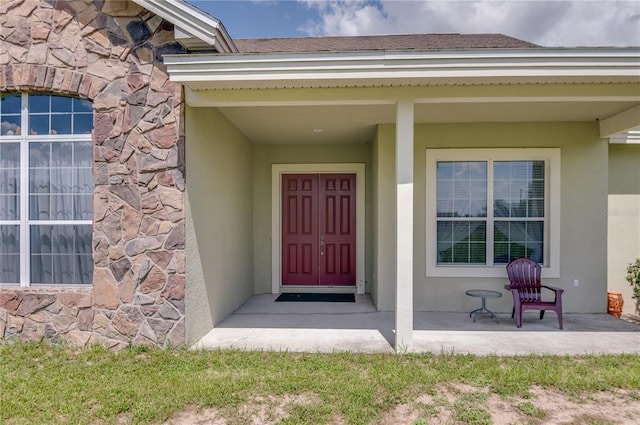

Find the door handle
[[320, 235, 324, 256]]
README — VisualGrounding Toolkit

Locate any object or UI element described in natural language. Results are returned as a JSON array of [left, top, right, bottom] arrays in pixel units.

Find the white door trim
[[272, 163, 366, 294]]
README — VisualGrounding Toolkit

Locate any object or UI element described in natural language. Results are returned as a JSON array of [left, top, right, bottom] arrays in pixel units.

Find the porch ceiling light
[[313, 128, 323, 133]]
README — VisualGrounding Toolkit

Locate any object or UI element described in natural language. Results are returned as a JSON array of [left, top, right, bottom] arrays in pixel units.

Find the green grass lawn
[[1, 343, 639, 424]]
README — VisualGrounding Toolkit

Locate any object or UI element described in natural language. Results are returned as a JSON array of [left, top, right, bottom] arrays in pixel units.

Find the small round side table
[[465, 289, 502, 323]]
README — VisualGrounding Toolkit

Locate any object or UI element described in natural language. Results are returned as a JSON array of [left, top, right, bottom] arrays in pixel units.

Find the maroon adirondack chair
[[505, 258, 564, 329]]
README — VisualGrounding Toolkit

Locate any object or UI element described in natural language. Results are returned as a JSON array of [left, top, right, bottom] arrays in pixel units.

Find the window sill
[[0, 284, 93, 290], [426, 264, 560, 279]]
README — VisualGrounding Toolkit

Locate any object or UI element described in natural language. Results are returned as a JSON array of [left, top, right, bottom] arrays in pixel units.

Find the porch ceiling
[[172, 48, 640, 144], [217, 100, 639, 145]]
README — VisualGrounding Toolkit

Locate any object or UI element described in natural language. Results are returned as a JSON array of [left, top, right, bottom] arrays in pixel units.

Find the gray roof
[[234, 33, 539, 53]]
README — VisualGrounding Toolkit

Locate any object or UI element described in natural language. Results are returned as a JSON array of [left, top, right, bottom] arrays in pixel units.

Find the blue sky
[[187, 0, 640, 47], [188, 1, 321, 38]]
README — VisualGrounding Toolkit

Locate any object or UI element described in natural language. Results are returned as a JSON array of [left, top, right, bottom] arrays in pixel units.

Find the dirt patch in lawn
[[164, 386, 639, 424], [379, 385, 640, 425], [164, 393, 319, 425]]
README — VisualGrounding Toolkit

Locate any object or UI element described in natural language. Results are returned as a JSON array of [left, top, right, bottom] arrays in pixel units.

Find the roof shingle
[[234, 33, 539, 53]]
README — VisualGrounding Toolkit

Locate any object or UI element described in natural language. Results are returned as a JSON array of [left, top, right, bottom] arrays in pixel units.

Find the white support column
[[395, 99, 414, 352]]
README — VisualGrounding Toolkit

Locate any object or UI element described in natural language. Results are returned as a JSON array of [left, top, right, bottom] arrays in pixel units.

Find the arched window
[[1, 94, 93, 285]]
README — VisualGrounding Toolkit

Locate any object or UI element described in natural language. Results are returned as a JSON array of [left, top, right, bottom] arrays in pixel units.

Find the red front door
[[282, 173, 356, 286]]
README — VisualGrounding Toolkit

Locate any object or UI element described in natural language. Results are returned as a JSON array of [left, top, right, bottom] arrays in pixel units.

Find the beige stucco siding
[[252, 144, 373, 295], [185, 112, 612, 328], [376, 121, 608, 313], [608, 144, 640, 315], [185, 107, 254, 342], [372, 126, 397, 311]]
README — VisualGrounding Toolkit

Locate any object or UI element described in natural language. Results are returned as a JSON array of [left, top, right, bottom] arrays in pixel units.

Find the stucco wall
[[1, 0, 186, 348], [185, 107, 254, 343], [252, 144, 373, 295], [608, 144, 640, 315], [375, 121, 609, 313], [372, 127, 396, 311], [371, 132, 379, 307]]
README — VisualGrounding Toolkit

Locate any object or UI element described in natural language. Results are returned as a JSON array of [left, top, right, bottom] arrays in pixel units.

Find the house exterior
[[0, 0, 229, 348], [1, 0, 639, 351]]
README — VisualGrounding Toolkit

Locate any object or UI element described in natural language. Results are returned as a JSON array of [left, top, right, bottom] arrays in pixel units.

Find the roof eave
[[609, 129, 640, 144], [163, 47, 640, 89], [132, 0, 238, 53]]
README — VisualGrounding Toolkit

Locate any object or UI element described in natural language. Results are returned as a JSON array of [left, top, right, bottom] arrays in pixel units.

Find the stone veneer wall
[[0, 0, 186, 349]]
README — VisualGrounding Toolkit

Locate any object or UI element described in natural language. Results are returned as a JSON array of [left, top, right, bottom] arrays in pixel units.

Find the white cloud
[[301, 0, 389, 35], [299, 0, 640, 47]]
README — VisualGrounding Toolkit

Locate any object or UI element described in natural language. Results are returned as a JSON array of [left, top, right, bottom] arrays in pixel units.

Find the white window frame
[[426, 148, 561, 278], [0, 93, 93, 287]]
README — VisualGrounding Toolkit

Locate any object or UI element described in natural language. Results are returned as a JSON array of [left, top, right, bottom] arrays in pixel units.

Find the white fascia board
[[132, 0, 237, 53], [609, 129, 640, 144], [164, 48, 640, 85]]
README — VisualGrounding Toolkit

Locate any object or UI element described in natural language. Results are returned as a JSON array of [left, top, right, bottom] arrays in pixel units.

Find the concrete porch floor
[[196, 294, 640, 355]]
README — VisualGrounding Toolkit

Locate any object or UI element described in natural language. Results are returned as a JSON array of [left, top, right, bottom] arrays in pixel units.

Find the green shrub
[[627, 258, 640, 299]]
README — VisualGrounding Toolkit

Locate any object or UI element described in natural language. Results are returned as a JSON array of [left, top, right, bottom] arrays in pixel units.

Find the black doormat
[[275, 293, 355, 302]]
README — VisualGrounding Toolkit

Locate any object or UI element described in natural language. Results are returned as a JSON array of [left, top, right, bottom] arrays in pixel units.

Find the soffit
[[218, 101, 639, 145], [183, 76, 639, 90], [174, 48, 639, 144]]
